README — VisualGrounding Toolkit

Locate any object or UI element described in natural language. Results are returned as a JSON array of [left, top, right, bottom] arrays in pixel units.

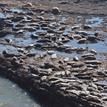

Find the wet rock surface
[[0, 0, 107, 107]]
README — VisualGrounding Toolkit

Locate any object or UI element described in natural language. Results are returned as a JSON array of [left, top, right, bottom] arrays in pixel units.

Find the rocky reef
[[0, 1, 107, 107], [0, 51, 107, 107]]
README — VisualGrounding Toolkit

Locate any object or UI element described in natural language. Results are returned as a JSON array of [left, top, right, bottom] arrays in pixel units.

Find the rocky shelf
[[0, 0, 107, 107], [0, 53, 107, 107]]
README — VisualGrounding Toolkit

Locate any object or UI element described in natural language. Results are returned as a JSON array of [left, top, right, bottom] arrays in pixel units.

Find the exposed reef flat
[[0, 53, 106, 107], [0, 0, 107, 107]]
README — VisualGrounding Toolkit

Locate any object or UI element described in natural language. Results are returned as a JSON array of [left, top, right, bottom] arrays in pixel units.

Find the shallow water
[[65, 15, 107, 56], [76, 15, 104, 27], [67, 39, 107, 53], [10, 8, 26, 14], [86, 17, 104, 27], [0, 44, 18, 54], [95, 79, 107, 87], [0, 76, 41, 107], [0, 13, 5, 19]]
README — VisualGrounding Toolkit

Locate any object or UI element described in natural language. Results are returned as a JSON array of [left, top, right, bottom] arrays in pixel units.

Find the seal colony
[[0, 0, 107, 107]]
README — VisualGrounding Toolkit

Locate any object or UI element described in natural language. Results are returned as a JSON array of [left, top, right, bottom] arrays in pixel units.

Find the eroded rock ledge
[[0, 1, 107, 106], [0, 53, 106, 107]]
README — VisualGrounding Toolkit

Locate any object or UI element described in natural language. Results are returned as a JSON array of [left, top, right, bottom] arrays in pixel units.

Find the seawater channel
[[0, 76, 42, 107]]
